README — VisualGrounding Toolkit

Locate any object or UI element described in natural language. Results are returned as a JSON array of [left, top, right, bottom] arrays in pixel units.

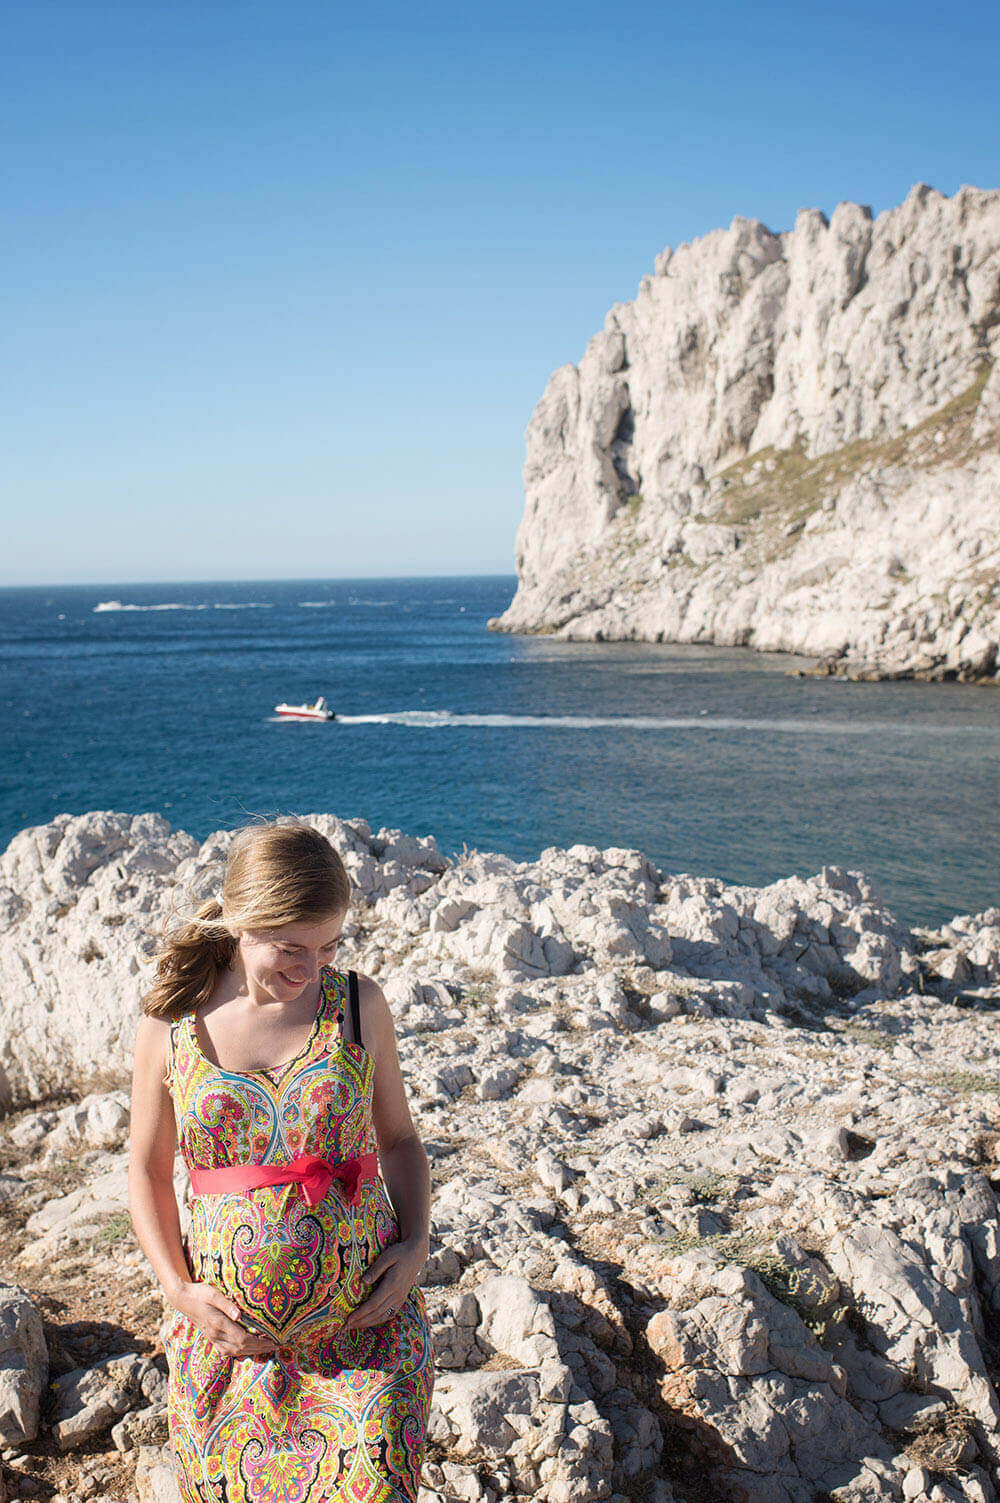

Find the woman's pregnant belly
[[188, 1180, 398, 1344]]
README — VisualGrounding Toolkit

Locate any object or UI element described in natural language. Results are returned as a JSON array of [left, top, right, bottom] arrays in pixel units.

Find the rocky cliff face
[[491, 183, 1000, 681]]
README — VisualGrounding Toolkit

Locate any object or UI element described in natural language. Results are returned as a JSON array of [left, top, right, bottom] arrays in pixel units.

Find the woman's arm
[[127, 1014, 276, 1359], [127, 1015, 195, 1302], [344, 975, 430, 1330]]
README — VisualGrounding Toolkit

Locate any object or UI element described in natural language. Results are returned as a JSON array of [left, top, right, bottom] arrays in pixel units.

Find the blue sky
[[3, 0, 998, 585]]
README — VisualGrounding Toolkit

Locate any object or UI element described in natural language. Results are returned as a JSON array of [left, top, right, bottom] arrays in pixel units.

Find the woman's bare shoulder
[[136, 1011, 174, 1036], [351, 971, 395, 1050], [354, 969, 392, 1007], [133, 1012, 173, 1064], [352, 969, 386, 997]]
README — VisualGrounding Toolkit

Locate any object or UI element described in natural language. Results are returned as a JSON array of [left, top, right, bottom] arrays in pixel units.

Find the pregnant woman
[[128, 821, 434, 1502]]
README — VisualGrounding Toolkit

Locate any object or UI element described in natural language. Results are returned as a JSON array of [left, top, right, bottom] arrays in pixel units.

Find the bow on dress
[[189, 1152, 379, 1208]]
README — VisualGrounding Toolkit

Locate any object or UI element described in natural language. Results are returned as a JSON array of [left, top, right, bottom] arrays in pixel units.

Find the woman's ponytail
[[142, 897, 238, 1020]]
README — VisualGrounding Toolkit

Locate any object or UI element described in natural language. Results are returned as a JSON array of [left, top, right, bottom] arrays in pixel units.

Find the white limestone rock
[[49, 1351, 151, 1451], [656, 864, 915, 1014], [424, 1289, 479, 1371], [825, 1222, 1000, 1451], [429, 1367, 544, 1455], [0, 1284, 48, 1444], [18, 1151, 190, 1261], [921, 908, 1000, 988], [422, 1258, 627, 1487], [648, 1261, 901, 1501], [475, 1275, 560, 1367], [1, 808, 999, 1499], [134, 1443, 182, 1503], [10, 1091, 131, 1159]]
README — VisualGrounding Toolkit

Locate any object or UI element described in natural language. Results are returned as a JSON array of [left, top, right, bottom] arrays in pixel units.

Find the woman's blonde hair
[[143, 821, 351, 1020]]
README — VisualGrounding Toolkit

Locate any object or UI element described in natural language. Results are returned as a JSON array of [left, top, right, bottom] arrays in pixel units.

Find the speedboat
[[274, 696, 336, 721]]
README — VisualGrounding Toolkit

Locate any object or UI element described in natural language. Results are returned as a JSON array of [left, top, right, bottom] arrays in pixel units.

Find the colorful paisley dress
[[162, 967, 434, 1503]]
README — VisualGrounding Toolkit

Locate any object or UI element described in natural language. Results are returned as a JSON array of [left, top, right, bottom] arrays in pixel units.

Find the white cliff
[[491, 182, 1000, 682]]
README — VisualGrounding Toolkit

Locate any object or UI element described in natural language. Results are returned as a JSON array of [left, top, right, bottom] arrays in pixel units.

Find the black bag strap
[[348, 969, 362, 1050]]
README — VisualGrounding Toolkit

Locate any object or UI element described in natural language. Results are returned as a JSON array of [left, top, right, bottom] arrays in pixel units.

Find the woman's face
[[236, 910, 345, 1001]]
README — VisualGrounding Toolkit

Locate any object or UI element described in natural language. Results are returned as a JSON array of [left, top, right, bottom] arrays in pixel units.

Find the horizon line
[[0, 570, 520, 592]]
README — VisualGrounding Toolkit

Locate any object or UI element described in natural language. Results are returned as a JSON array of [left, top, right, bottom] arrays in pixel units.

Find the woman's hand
[[173, 1281, 278, 1360], [344, 1234, 429, 1331]]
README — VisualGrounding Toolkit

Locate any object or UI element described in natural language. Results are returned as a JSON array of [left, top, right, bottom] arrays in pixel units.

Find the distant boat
[[274, 696, 336, 722]]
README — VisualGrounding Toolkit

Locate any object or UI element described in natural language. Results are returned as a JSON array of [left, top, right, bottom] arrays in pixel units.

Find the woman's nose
[[287, 954, 319, 982]]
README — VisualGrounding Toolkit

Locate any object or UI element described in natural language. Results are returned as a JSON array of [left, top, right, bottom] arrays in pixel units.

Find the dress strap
[[348, 970, 362, 1050], [162, 1015, 179, 1089]]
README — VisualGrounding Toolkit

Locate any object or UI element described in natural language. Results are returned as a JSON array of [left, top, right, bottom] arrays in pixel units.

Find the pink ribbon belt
[[189, 1152, 378, 1208]]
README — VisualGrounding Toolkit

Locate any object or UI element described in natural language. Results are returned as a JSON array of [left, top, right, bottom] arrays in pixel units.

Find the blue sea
[[1, 576, 997, 929]]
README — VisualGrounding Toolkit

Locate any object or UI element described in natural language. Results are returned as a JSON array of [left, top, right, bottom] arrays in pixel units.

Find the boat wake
[[94, 600, 273, 613], [321, 709, 987, 736], [94, 601, 206, 612]]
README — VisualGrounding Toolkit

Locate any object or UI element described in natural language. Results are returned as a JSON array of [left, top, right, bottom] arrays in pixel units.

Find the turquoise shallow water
[[1, 576, 997, 928]]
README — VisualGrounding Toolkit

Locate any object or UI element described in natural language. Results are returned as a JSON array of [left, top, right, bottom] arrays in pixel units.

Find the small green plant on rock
[[97, 1210, 134, 1244], [640, 1168, 736, 1204], [461, 980, 495, 1010], [837, 1022, 895, 1051], [657, 1232, 847, 1340], [657, 1228, 762, 1259], [746, 1251, 847, 1340], [931, 1069, 1000, 1096], [674, 1169, 735, 1203]]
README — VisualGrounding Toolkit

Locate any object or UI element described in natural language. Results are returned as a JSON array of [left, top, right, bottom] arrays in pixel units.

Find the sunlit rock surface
[[2, 810, 1000, 1500]]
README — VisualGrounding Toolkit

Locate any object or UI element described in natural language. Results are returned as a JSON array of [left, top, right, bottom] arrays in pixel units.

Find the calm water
[[1, 577, 997, 928]]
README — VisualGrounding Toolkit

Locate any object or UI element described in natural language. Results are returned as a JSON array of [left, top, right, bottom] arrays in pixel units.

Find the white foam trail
[[93, 600, 208, 612], [326, 710, 990, 736], [212, 602, 273, 610]]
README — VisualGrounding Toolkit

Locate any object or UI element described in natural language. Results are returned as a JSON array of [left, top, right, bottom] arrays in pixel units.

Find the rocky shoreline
[[1, 810, 999, 1502], [490, 183, 1000, 685]]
